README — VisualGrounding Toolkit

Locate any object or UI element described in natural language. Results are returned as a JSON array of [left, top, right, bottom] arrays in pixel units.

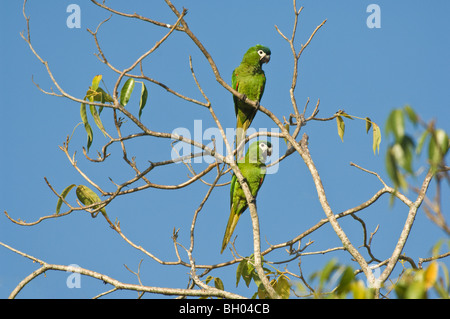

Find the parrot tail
[[221, 207, 242, 254]]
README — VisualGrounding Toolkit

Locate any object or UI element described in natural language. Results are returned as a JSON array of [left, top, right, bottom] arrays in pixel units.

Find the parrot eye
[[257, 50, 265, 56]]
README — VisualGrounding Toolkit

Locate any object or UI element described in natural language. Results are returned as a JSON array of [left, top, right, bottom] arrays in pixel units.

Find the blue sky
[[1, 1, 449, 298]]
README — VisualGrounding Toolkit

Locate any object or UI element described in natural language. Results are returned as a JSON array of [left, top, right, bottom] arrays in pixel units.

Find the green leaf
[[85, 88, 97, 101], [386, 146, 407, 190], [56, 184, 76, 214], [214, 277, 224, 291], [76, 185, 106, 216], [372, 122, 381, 155], [386, 109, 404, 142], [243, 261, 254, 288], [120, 78, 135, 107], [365, 117, 372, 134], [318, 259, 339, 290], [80, 103, 93, 152], [340, 111, 354, 120], [205, 275, 213, 285], [95, 87, 114, 103], [95, 87, 114, 115], [390, 137, 415, 174], [251, 271, 263, 289], [138, 82, 148, 120], [401, 136, 415, 173], [275, 275, 290, 299], [350, 280, 369, 299], [416, 130, 430, 155], [403, 105, 418, 125], [424, 262, 439, 289], [385, 147, 397, 184], [428, 129, 449, 171], [236, 259, 246, 287], [336, 116, 345, 142], [404, 280, 427, 299], [91, 74, 102, 91], [336, 266, 355, 296], [90, 104, 107, 137]]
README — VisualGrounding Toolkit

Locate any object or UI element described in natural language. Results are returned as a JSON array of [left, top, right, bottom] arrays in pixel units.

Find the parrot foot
[[240, 93, 248, 102]]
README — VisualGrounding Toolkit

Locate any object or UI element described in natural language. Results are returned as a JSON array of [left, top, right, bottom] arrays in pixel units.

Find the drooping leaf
[[416, 130, 430, 155], [91, 74, 102, 91], [390, 137, 415, 175], [403, 105, 418, 125], [317, 259, 339, 290], [120, 78, 135, 107], [251, 271, 263, 290], [236, 259, 246, 287], [56, 184, 76, 214], [85, 88, 97, 101], [400, 136, 415, 173], [336, 266, 355, 296], [386, 109, 405, 142], [404, 280, 427, 299], [372, 122, 381, 155], [80, 103, 93, 152], [275, 275, 290, 299], [138, 82, 148, 120], [76, 185, 106, 216], [428, 129, 449, 171], [350, 280, 368, 299], [90, 104, 107, 137], [214, 277, 224, 291], [386, 146, 407, 190], [365, 117, 372, 134], [205, 275, 213, 285], [94, 87, 114, 115], [95, 87, 114, 103], [424, 262, 439, 289], [336, 116, 345, 142], [243, 260, 254, 288]]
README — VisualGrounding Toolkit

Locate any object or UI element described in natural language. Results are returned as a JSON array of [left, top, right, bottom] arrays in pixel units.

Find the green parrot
[[221, 140, 272, 254], [232, 45, 271, 158]]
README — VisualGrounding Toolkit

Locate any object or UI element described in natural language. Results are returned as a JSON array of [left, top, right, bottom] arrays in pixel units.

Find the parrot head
[[242, 45, 271, 66], [246, 140, 272, 164]]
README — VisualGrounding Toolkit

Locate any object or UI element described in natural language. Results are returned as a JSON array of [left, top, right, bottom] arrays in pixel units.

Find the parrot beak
[[267, 146, 272, 157], [260, 53, 270, 64]]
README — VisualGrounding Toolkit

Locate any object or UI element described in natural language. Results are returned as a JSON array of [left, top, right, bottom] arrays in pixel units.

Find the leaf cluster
[[335, 111, 381, 155], [394, 261, 449, 299], [81, 75, 148, 152], [385, 105, 449, 189], [235, 255, 291, 299]]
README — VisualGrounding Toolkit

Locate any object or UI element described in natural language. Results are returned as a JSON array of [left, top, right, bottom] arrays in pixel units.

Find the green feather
[[233, 45, 271, 158], [221, 141, 272, 253]]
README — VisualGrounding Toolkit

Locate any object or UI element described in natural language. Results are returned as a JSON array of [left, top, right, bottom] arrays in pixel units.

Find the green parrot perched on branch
[[221, 140, 272, 254], [232, 45, 271, 158]]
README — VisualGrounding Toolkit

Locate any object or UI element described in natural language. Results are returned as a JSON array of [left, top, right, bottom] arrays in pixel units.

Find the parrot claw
[[240, 93, 248, 102]]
